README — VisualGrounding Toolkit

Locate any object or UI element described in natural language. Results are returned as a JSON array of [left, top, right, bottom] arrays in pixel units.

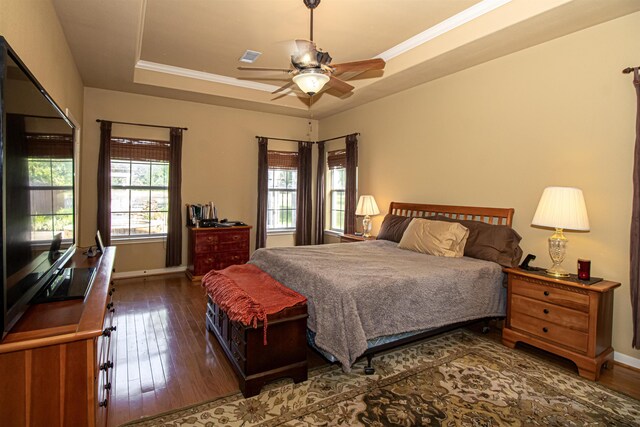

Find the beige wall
[[319, 12, 640, 359], [82, 87, 317, 272], [0, 0, 83, 122]]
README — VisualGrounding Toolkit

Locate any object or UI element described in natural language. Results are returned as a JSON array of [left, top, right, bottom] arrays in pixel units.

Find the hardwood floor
[[107, 274, 238, 427], [108, 273, 640, 426]]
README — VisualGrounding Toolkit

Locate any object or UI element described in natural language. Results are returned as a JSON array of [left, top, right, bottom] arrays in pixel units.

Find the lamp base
[[545, 265, 570, 278], [545, 228, 570, 278], [362, 215, 372, 238]]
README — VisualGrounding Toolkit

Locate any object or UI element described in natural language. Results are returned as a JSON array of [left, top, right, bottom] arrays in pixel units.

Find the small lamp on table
[[355, 195, 380, 238], [531, 186, 590, 277]]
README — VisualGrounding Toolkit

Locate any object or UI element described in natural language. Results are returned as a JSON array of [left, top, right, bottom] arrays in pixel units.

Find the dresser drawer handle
[[543, 308, 549, 314], [109, 287, 116, 296], [98, 399, 108, 408], [542, 327, 549, 333], [106, 302, 113, 309], [543, 291, 550, 296], [104, 382, 112, 391]]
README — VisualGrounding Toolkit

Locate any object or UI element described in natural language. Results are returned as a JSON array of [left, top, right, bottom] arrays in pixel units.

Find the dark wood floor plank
[[107, 273, 640, 427]]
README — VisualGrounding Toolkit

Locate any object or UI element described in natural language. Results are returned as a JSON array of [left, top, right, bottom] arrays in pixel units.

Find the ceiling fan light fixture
[[292, 70, 329, 95]]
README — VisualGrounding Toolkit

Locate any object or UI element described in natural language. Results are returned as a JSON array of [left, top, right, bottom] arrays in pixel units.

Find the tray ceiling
[[52, 0, 640, 119]]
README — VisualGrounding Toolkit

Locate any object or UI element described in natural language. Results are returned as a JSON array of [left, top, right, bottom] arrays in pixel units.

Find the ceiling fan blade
[[327, 75, 354, 94], [237, 66, 291, 72], [331, 58, 386, 74], [272, 81, 295, 95]]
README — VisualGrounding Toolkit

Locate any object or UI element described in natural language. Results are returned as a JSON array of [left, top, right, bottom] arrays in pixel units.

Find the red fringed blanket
[[201, 264, 306, 344]]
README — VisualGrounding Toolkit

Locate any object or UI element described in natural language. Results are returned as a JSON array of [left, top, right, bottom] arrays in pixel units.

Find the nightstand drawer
[[510, 311, 588, 353], [512, 277, 589, 312], [511, 294, 589, 332]]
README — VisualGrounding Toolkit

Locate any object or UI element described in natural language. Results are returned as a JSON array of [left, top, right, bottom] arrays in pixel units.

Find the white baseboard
[[614, 351, 640, 370], [113, 266, 186, 280]]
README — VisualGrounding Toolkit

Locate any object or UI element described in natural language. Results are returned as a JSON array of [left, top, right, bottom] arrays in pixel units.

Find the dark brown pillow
[[376, 214, 414, 243], [433, 215, 523, 267]]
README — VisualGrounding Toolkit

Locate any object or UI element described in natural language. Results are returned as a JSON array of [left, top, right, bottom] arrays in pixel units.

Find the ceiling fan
[[238, 0, 386, 97]]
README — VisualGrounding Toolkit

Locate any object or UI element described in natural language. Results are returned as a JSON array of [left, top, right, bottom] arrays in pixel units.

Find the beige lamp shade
[[532, 186, 590, 231], [355, 195, 380, 216]]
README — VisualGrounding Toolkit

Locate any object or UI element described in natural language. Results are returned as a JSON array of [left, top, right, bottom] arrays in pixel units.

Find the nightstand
[[502, 267, 620, 381], [340, 234, 376, 243]]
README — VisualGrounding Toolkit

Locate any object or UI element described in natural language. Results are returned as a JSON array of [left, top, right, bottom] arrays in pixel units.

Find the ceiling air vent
[[239, 50, 261, 63]]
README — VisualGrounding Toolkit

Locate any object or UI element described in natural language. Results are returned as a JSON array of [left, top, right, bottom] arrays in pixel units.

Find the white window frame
[[110, 158, 169, 240], [328, 167, 346, 232], [28, 157, 74, 243], [267, 168, 297, 233]]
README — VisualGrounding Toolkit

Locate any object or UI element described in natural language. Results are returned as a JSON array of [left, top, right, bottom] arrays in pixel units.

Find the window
[[110, 137, 169, 238], [27, 134, 74, 242], [327, 149, 347, 232], [267, 151, 298, 231]]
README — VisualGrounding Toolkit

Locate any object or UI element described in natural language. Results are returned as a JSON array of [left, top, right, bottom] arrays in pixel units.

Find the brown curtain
[[256, 137, 269, 249], [97, 121, 112, 246], [5, 115, 30, 275], [295, 141, 313, 246], [631, 69, 640, 349], [165, 128, 183, 267], [344, 134, 358, 234], [314, 141, 326, 244]]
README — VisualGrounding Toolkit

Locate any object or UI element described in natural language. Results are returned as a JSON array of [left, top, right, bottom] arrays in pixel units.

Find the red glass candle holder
[[577, 259, 591, 280]]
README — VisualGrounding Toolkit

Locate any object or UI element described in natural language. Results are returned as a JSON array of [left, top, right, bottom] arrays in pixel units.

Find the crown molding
[[376, 0, 512, 61], [135, 60, 292, 95]]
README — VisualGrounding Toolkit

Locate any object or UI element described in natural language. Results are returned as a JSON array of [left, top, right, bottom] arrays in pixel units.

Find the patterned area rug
[[122, 330, 640, 426]]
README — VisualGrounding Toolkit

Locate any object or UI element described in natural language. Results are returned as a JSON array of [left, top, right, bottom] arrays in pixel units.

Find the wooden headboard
[[389, 202, 514, 227]]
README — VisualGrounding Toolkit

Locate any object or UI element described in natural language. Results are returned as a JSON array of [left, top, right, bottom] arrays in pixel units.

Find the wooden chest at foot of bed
[[206, 296, 308, 397]]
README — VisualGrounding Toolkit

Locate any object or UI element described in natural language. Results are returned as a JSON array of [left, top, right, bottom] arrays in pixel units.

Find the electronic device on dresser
[[0, 37, 77, 338]]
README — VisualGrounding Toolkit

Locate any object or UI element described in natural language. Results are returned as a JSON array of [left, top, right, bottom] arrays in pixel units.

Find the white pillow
[[397, 218, 469, 257]]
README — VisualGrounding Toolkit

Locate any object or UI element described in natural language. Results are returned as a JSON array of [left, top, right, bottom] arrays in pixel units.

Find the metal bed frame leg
[[364, 354, 375, 375]]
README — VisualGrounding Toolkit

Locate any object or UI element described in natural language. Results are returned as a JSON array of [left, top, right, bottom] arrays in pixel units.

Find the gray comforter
[[249, 240, 506, 371]]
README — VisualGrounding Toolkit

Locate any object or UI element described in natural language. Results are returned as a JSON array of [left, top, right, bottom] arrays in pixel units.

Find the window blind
[[26, 133, 73, 159], [327, 149, 347, 169], [268, 150, 298, 170], [111, 137, 170, 162]]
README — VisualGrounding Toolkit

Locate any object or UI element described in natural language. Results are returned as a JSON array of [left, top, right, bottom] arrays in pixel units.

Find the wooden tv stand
[[0, 247, 116, 427]]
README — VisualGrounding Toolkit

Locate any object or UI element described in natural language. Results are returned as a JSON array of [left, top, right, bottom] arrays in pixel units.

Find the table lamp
[[355, 195, 380, 238], [531, 186, 590, 277]]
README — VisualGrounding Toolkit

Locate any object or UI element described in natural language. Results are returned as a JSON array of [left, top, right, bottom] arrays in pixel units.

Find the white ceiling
[[52, 0, 640, 119]]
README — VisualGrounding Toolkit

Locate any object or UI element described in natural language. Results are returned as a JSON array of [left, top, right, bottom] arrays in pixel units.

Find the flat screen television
[[0, 37, 76, 338]]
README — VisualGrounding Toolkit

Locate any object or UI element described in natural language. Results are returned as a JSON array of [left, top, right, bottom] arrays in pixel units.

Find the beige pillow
[[398, 218, 469, 257]]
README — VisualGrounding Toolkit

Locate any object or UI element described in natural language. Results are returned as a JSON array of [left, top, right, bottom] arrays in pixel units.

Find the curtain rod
[[623, 66, 639, 74], [255, 132, 360, 144], [96, 119, 188, 131], [255, 136, 316, 144], [317, 133, 360, 143]]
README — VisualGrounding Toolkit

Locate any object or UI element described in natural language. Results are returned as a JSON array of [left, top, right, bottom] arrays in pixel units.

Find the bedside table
[[340, 234, 376, 243], [502, 267, 620, 381]]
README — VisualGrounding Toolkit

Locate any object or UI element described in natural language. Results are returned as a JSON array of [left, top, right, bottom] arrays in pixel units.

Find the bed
[[249, 202, 519, 372]]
